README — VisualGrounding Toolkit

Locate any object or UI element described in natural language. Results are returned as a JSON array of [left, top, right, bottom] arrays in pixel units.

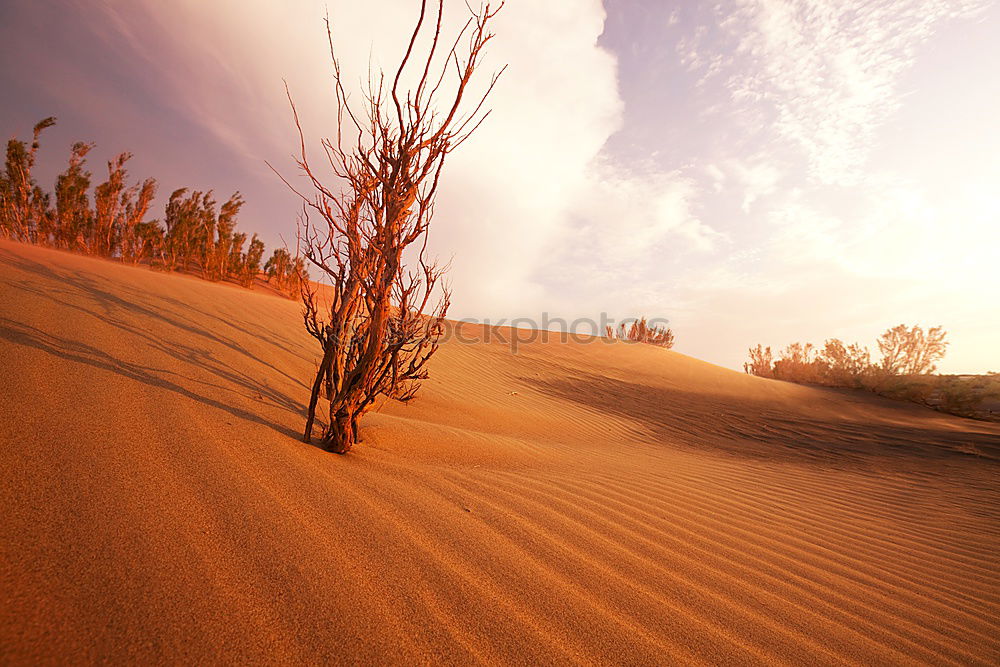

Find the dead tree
[[278, 1, 504, 453]]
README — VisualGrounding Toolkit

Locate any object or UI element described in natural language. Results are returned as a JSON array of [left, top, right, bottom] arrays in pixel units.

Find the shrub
[[1, 116, 280, 294], [608, 317, 675, 348], [877, 324, 947, 375], [743, 344, 773, 378], [288, 1, 504, 453]]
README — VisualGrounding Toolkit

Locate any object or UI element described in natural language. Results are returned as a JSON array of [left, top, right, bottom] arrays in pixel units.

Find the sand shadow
[[0, 317, 302, 442], [0, 248, 314, 379], [522, 371, 1000, 469], [0, 247, 319, 443]]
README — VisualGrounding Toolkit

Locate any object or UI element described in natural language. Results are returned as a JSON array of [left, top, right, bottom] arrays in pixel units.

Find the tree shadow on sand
[[0, 317, 302, 442], [0, 248, 321, 443], [0, 248, 314, 381]]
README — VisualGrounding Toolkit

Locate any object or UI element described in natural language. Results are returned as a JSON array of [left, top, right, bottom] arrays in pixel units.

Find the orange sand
[[1, 240, 998, 664]]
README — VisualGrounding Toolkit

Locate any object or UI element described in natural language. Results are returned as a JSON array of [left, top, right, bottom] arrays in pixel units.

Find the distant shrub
[[772, 342, 822, 383], [934, 377, 986, 416], [743, 344, 773, 378], [817, 338, 871, 388], [607, 317, 675, 348], [264, 248, 307, 297], [1, 116, 283, 294], [933, 375, 1000, 420], [742, 324, 996, 421], [874, 374, 937, 404], [877, 324, 947, 375]]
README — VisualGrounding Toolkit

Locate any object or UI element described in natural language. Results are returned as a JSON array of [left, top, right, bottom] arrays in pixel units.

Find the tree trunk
[[320, 409, 358, 454], [303, 341, 336, 443]]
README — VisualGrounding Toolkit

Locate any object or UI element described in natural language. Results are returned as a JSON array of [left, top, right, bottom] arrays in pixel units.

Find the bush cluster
[[744, 325, 999, 421], [605, 317, 676, 348], [1, 117, 304, 296]]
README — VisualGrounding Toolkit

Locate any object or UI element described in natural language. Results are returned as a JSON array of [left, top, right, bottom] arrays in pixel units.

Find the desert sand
[[1, 240, 998, 665]]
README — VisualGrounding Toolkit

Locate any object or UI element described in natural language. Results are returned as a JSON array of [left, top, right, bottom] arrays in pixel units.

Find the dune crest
[[1, 241, 998, 664]]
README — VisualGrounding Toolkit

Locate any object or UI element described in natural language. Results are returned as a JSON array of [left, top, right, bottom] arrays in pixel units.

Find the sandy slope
[[1, 240, 999, 665]]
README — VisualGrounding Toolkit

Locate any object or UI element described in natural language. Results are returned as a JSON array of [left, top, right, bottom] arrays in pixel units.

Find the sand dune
[[1, 240, 999, 665]]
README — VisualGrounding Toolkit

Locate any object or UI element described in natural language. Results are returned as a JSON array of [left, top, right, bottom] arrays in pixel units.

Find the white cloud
[[580, 162, 724, 257], [535, 160, 726, 321], [85, 0, 626, 319], [716, 0, 991, 185], [704, 163, 726, 193], [729, 159, 781, 213]]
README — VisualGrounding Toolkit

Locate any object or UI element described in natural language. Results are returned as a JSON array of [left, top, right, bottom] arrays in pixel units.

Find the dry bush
[[240, 235, 265, 288], [609, 317, 675, 348], [934, 377, 984, 417], [772, 342, 825, 384], [874, 373, 937, 404], [877, 324, 947, 375], [932, 375, 1000, 421], [741, 325, 986, 418], [282, 1, 505, 453], [264, 248, 306, 297], [817, 338, 871, 388], [53, 141, 94, 250], [1, 116, 281, 291], [264, 248, 292, 288], [743, 344, 774, 378], [1, 117, 56, 243]]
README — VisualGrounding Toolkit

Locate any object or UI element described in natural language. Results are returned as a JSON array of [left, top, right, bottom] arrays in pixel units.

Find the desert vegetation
[[280, 1, 505, 453], [745, 324, 999, 420], [0, 117, 303, 296], [606, 317, 676, 348], [264, 247, 306, 295]]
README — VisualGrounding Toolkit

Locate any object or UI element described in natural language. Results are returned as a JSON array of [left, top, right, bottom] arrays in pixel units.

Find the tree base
[[319, 412, 360, 454]]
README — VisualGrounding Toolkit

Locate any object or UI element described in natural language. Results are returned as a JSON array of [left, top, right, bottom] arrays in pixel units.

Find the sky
[[1, 0, 997, 373]]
